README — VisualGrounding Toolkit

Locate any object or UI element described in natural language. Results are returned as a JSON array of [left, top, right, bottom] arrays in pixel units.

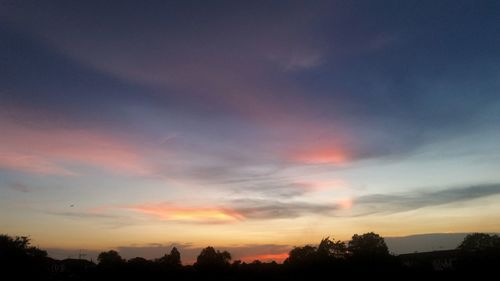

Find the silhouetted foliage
[[317, 236, 347, 259], [0, 234, 47, 260], [128, 256, 149, 266], [195, 246, 231, 271], [157, 246, 181, 267], [455, 233, 500, 273], [0, 234, 50, 279], [97, 250, 125, 265], [285, 245, 317, 266], [2, 232, 500, 280], [284, 236, 346, 267], [458, 233, 500, 252], [348, 232, 390, 258]]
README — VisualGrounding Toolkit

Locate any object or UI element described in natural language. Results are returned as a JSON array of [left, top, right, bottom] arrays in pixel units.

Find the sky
[[1, 0, 500, 263]]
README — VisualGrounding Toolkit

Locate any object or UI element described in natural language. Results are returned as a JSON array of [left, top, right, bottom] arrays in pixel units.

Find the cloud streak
[[0, 115, 154, 176], [119, 203, 244, 224], [86, 183, 500, 224], [95, 198, 347, 224], [354, 183, 500, 215]]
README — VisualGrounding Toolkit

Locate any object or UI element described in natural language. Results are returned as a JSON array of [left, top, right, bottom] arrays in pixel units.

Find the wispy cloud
[[0, 117, 154, 176], [117, 203, 245, 224], [89, 183, 500, 224], [0, 152, 76, 176], [9, 182, 32, 193], [230, 198, 344, 220], [48, 211, 123, 220], [354, 183, 500, 214], [97, 198, 347, 224], [288, 145, 350, 165]]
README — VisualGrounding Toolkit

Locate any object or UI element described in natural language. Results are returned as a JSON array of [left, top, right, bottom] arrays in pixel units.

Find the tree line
[[1, 232, 500, 280]]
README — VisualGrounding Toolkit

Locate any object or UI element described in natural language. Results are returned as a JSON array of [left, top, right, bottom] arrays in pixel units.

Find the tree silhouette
[[456, 233, 500, 273], [458, 233, 500, 252], [3, 232, 500, 279], [0, 234, 47, 260], [285, 245, 317, 266], [317, 237, 347, 259], [97, 250, 125, 265], [157, 246, 182, 266], [348, 232, 389, 258], [0, 234, 49, 278], [128, 257, 149, 265], [195, 246, 231, 270]]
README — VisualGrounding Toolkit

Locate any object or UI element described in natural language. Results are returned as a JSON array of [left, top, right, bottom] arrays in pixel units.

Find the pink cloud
[[295, 179, 347, 192], [0, 120, 153, 176], [0, 152, 75, 175], [288, 145, 350, 165]]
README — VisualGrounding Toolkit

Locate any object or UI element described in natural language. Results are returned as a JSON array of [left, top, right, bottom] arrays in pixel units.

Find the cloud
[[10, 183, 32, 193], [48, 183, 500, 226], [288, 145, 350, 165], [228, 180, 344, 199], [0, 115, 154, 176], [117, 203, 245, 224], [48, 211, 122, 220], [230, 198, 343, 220], [354, 183, 500, 214], [271, 51, 324, 71], [0, 152, 76, 176], [93, 197, 348, 224], [4, 182, 31, 193]]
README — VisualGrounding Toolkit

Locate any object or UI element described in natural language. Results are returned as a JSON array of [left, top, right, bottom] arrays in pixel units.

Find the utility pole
[[78, 250, 87, 260]]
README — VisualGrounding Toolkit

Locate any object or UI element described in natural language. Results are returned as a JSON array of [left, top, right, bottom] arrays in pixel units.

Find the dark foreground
[[2, 232, 500, 280]]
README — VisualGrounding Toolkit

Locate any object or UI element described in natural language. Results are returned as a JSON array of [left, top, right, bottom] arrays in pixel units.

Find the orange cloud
[[123, 203, 245, 223], [0, 121, 152, 176], [291, 146, 349, 165]]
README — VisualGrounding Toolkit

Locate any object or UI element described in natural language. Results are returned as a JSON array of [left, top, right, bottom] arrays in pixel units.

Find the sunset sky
[[1, 0, 500, 263]]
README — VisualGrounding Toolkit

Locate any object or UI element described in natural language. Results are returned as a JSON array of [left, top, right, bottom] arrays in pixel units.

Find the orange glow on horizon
[[240, 252, 289, 263]]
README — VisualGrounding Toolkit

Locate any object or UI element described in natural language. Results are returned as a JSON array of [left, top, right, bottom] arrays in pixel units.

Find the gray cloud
[[229, 181, 313, 199], [230, 183, 500, 220], [47, 211, 121, 219], [6, 182, 31, 193], [354, 183, 500, 214], [231, 198, 341, 220], [47, 183, 500, 225]]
